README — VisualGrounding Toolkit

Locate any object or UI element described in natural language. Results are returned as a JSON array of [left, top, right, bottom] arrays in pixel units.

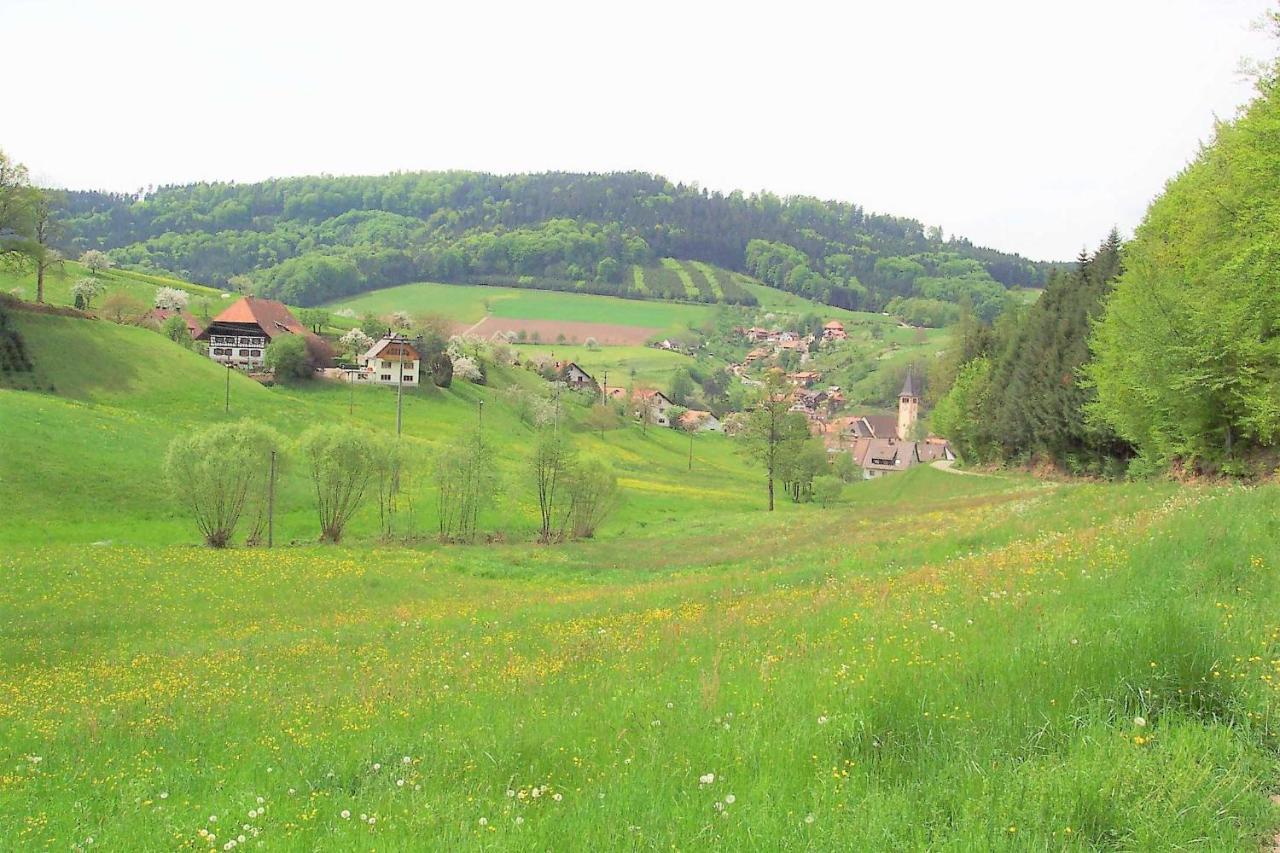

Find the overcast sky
[[1, 0, 1273, 260]]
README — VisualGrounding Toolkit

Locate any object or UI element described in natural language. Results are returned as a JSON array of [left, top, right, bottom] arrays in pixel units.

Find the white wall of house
[[358, 354, 421, 386], [207, 333, 267, 369]]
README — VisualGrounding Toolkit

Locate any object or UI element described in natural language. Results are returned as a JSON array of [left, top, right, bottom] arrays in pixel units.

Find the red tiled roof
[[206, 297, 306, 340]]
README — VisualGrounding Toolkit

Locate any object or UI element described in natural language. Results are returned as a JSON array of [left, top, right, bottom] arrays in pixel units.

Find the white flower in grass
[[553, 792, 563, 802], [804, 814, 815, 825], [237, 835, 245, 844], [1134, 716, 1147, 727], [209, 815, 217, 823], [725, 794, 735, 805], [372, 763, 381, 771], [515, 816, 525, 825], [397, 779, 405, 787], [255, 797, 264, 805], [817, 715, 829, 725], [402, 756, 412, 765], [698, 773, 715, 786], [478, 817, 488, 826], [159, 792, 168, 799], [340, 810, 351, 820]]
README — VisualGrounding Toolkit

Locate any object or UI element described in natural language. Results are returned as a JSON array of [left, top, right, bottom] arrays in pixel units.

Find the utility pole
[[267, 449, 276, 547], [602, 369, 609, 405], [224, 363, 231, 414], [477, 399, 484, 446], [395, 342, 404, 437]]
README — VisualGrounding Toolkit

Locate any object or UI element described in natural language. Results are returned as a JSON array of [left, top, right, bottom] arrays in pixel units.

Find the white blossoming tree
[[339, 328, 374, 357], [452, 355, 484, 383], [154, 286, 189, 311], [71, 277, 103, 309], [79, 249, 114, 276]]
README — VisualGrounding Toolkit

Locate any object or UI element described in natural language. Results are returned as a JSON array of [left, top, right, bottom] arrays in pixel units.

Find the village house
[[679, 409, 722, 432], [356, 334, 421, 386], [196, 296, 321, 371], [823, 320, 847, 341], [633, 389, 676, 427], [560, 361, 597, 391], [787, 370, 822, 387]]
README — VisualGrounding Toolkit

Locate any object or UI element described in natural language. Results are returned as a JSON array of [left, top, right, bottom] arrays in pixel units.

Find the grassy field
[[326, 281, 714, 335], [5, 308, 1280, 849], [0, 262, 225, 314]]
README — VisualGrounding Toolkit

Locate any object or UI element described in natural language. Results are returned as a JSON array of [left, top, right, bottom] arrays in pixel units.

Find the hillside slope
[[0, 310, 768, 544], [58, 171, 1057, 311]]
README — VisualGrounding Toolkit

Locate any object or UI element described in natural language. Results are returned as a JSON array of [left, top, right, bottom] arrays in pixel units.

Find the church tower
[[896, 369, 920, 441]]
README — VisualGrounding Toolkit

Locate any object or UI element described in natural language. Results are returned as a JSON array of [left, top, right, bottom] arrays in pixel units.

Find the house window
[[238, 349, 249, 356], [403, 374, 413, 382], [382, 360, 392, 369], [250, 350, 261, 357], [381, 374, 392, 381]]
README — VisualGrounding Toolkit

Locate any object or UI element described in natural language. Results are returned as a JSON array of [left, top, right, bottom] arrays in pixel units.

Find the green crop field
[[5, 307, 1280, 850]]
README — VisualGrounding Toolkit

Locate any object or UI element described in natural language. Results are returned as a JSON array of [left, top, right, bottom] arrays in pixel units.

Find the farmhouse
[[823, 320, 847, 341], [560, 362, 597, 391], [633, 389, 676, 426], [196, 296, 312, 370], [357, 334, 421, 386]]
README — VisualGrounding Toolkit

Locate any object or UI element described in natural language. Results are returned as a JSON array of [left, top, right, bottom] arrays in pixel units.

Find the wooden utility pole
[[267, 450, 276, 547], [225, 364, 231, 414], [395, 348, 404, 436]]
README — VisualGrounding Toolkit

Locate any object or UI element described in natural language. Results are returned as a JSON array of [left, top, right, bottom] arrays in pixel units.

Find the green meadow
[[4, 310, 1280, 850], [326, 280, 715, 334]]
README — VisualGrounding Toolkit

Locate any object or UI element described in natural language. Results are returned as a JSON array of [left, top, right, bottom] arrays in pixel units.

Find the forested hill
[[58, 171, 1056, 311]]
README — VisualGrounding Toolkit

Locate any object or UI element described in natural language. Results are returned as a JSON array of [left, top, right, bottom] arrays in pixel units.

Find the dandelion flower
[[1134, 716, 1147, 727], [478, 817, 488, 826], [397, 779, 405, 787], [553, 792, 563, 802], [725, 794, 736, 804], [402, 756, 412, 765], [805, 814, 816, 825], [699, 773, 715, 785], [340, 810, 351, 820], [372, 763, 381, 771], [515, 816, 525, 825], [159, 792, 168, 800], [817, 715, 829, 725]]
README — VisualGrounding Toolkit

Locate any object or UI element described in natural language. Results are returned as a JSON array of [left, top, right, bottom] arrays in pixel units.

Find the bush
[[164, 421, 281, 548], [813, 475, 844, 508], [265, 334, 311, 381], [298, 424, 380, 543], [563, 459, 619, 539]]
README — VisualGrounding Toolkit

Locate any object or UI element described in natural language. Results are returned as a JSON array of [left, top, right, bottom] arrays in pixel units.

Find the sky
[[1, 0, 1273, 260]]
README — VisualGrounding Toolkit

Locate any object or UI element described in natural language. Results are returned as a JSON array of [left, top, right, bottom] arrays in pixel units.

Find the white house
[[561, 362, 596, 391], [356, 334, 421, 386], [633, 389, 676, 427]]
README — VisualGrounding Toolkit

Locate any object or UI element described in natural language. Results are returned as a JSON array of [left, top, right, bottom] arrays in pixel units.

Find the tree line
[[166, 416, 620, 548], [53, 170, 1056, 309], [929, 51, 1280, 477]]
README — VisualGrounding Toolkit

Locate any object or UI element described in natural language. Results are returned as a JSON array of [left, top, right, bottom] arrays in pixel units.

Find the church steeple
[[897, 368, 920, 440]]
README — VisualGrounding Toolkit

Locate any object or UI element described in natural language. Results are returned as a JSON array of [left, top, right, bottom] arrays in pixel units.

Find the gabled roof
[[823, 320, 844, 329], [197, 296, 305, 341], [634, 389, 674, 406], [362, 334, 420, 362]]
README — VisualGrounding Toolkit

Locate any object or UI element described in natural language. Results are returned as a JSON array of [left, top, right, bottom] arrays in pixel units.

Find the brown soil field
[[462, 316, 660, 346]]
